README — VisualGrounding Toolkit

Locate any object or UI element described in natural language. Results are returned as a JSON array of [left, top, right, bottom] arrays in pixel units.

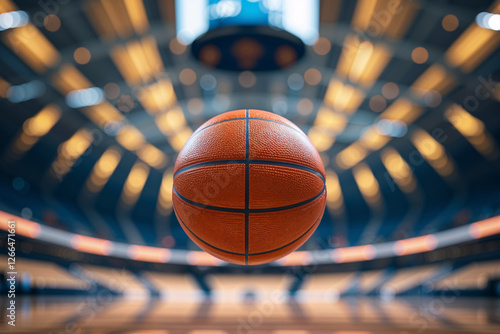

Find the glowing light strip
[[0, 211, 41, 238], [71, 235, 112, 255], [128, 245, 171, 263], [332, 245, 376, 263], [0, 210, 499, 267]]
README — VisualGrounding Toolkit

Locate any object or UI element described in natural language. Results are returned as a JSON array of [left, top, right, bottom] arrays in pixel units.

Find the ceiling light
[[7, 80, 45, 103], [23, 105, 61, 137], [85, 102, 125, 128], [123, 0, 149, 34], [376, 119, 407, 137], [313, 107, 347, 132], [381, 147, 416, 193], [336, 143, 368, 169], [137, 144, 167, 169], [158, 169, 174, 214], [324, 79, 365, 113], [7, 105, 61, 160], [51, 65, 92, 94], [308, 127, 335, 152], [445, 104, 499, 160], [2, 23, 60, 72], [176, 0, 318, 45], [325, 170, 344, 212], [476, 12, 500, 31], [411, 64, 456, 97], [446, 9, 500, 73], [411, 129, 455, 177], [380, 98, 422, 124], [66, 87, 105, 108], [116, 125, 146, 151], [121, 161, 149, 205], [51, 129, 93, 178], [359, 127, 391, 150], [86, 147, 122, 192], [0, 10, 28, 31], [138, 79, 177, 114], [353, 163, 381, 207]]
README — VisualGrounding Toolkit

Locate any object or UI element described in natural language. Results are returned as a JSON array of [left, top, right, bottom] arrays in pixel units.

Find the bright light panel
[[66, 87, 105, 108], [176, 0, 209, 44], [476, 12, 500, 31], [175, 0, 319, 45], [0, 10, 28, 31]]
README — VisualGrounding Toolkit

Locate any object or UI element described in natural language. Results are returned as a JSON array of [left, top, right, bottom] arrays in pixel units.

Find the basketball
[[172, 109, 326, 265], [3, 1, 500, 331]]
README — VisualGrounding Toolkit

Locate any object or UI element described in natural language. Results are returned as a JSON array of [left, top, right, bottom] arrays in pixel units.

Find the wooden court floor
[[1, 297, 499, 334]]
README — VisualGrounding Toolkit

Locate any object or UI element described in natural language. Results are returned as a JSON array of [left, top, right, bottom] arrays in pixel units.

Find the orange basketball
[[172, 109, 326, 265]]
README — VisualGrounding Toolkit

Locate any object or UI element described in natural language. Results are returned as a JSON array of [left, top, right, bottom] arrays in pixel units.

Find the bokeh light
[[179, 68, 197, 85], [12, 177, 26, 191], [169, 38, 187, 55], [369, 95, 387, 112], [218, 79, 232, 94], [200, 74, 217, 91], [21, 207, 33, 219], [411, 47, 428, 64], [287, 73, 304, 91], [422, 90, 442, 107], [382, 82, 399, 99], [44, 14, 61, 32], [74, 47, 91, 65], [103, 82, 120, 100], [238, 71, 256, 88], [304, 68, 322, 86], [442, 14, 459, 32], [313, 37, 331, 55], [297, 98, 314, 116], [187, 98, 204, 115], [211, 94, 230, 112], [162, 235, 176, 248], [272, 98, 288, 115], [117, 95, 134, 113]]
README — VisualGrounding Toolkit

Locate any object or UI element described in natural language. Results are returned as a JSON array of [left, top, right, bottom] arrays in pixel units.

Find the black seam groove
[[174, 159, 325, 181], [249, 214, 321, 255], [193, 117, 246, 135], [192, 116, 305, 138], [173, 186, 326, 213], [249, 160, 325, 181], [244, 109, 250, 265], [174, 159, 246, 177], [248, 118, 306, 138], [173, 207, 244, 256], [173, 206, 322, 256]]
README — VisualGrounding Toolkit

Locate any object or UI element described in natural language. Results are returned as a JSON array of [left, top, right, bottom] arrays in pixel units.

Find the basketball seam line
[[174, 159, 326, 181], [173, 201, 323, 256], [173, 186, 326, 213], [244, 109, 250, 265], [191, 116, 306, 139]]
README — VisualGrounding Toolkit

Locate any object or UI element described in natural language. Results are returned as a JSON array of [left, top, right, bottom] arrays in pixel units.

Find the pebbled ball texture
[[172, 109, 326, 265]]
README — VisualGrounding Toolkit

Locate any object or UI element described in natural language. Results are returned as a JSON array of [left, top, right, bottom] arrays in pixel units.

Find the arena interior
[[1, 0, 500, 333]]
